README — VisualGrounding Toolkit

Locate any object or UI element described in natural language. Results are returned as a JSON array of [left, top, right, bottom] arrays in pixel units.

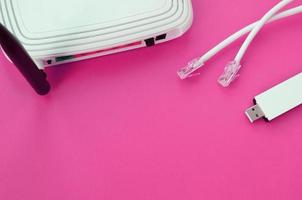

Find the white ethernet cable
[[218, 0, 293, 87], [177, 3, 302, 80]]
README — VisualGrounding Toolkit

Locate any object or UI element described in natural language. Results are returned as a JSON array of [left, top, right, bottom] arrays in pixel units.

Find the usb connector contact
[[246, 104, 265, 123], [246, 72, 302, 123]]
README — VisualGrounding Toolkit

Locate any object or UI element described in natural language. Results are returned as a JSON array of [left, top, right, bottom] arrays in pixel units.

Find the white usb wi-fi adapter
[[246, 72, 302, 123]]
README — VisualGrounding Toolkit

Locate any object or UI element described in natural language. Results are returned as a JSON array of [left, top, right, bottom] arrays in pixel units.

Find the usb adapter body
[[246, 72, 302, 122]]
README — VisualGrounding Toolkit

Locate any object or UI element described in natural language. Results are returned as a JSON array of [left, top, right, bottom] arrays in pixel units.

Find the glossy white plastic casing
[[0, 0, 193, 68]]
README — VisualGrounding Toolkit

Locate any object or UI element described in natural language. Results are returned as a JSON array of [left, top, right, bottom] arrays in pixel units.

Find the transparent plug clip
[[218, 61, 242, 87], [177, 58, 204, 80]]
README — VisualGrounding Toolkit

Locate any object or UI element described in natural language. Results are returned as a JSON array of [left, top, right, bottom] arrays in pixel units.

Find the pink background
[[1, 0, 302, 199]]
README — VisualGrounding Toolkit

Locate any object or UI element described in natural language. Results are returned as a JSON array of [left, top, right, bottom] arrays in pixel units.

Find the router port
[[55, 55, 74, 62], [145, 38, 155, 47], [156, 34, 167, 41]]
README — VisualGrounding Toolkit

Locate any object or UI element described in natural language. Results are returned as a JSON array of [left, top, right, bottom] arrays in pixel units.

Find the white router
[[0, 0, 193, 94]]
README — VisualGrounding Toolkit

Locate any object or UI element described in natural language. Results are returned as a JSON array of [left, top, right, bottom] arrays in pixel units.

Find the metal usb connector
[[245, 104, 265, 123]]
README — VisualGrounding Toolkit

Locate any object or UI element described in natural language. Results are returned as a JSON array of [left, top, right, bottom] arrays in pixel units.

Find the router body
[[0, 0, 193, 69]]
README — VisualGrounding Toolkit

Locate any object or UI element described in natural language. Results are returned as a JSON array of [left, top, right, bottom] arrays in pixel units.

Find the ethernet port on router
[[145, 38, 155, 47]]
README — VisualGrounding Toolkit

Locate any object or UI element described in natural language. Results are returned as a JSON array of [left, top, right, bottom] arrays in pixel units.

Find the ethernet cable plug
[[177, 58, 204, 80], [218, 61, 241, 87], [246, 72, 302, 123]]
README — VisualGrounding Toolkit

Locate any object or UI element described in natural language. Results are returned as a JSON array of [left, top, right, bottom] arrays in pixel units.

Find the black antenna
[[0, 23, 50, 95]]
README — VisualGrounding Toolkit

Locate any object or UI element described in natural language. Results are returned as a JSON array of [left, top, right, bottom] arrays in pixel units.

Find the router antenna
[[0, 23, 50, 95]]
